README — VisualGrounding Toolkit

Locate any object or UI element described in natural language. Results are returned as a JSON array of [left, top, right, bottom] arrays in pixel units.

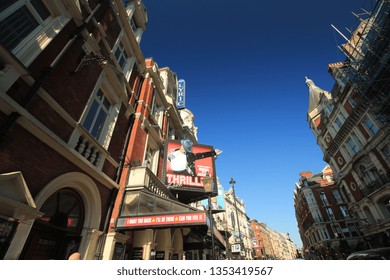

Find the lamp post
[[229, 177, 244, 260], [202, 175, 215, 259]]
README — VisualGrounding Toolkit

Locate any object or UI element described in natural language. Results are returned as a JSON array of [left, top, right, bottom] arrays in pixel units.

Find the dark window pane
[[115, 48, 121, 60], [91, 109, 107, 139], [0, 6, 39, 50], [31, 0, 50, 20], [0, 0, 14, 13], [82, 100, 99, 131], [103, 98, 110, 110]]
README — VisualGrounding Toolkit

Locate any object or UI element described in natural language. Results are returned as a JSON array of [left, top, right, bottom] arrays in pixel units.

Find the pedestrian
[[68, 252, 81, 260]]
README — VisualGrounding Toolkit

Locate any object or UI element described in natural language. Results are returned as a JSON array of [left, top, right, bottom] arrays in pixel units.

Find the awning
[[116, 189, 207, 230]]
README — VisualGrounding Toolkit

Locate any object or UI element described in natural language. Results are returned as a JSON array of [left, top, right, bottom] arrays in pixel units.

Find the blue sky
[[139, 0, 373, 248]]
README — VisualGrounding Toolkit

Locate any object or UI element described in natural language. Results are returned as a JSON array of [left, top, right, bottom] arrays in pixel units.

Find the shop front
[[113, 189, 212, 260]]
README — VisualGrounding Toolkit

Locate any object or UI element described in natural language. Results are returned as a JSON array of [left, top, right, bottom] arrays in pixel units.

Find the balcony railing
[[69, 125, 119, 170], [127, 166, 176, 200]]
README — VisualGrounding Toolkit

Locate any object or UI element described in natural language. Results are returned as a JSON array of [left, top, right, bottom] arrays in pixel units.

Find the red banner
[[122, 212, 206, 228]]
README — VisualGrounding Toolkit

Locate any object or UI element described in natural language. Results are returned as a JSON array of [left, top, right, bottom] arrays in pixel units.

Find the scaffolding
[[333, 0, 390, 125]]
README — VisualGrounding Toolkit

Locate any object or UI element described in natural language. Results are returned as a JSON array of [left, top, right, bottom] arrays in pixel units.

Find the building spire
[[305, 77, 328, 113]]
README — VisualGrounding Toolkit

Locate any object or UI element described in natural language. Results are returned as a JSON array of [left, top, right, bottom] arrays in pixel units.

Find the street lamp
[[229, 177, 244, 260], [202, 175, 215, 259]]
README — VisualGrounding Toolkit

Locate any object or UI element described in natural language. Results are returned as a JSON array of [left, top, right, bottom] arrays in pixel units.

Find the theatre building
[[103, 58, 226, 260]]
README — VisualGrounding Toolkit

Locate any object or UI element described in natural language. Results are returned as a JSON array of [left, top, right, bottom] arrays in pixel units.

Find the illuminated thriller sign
[[116, 212, 206, 229], [166, 140, 216, 190], [166, 174, 204, 187]]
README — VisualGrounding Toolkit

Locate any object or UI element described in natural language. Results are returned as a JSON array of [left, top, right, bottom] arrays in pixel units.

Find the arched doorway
[[20, 188, 84, 259]]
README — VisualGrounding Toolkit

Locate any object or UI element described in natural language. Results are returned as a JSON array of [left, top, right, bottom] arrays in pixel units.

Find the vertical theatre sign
[[166, 140, 217, 194], [177, 79, 186, 109]]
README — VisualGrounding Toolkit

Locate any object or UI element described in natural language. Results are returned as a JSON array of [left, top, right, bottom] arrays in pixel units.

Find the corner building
[[305, 1, 390, 252], [294, 166, 359, 259]]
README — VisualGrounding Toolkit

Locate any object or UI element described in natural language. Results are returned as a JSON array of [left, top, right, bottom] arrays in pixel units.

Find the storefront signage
[[176, 79, 185, 109], [117, 212, 206, 229], [231, 244, 241, 253]]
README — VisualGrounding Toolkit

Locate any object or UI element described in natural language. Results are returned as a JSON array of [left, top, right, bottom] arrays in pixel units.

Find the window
[[38, 188, 84, 233], [311, 209, 323, 223], [346, 133, 362, 155], [347, 137, 358, 153], [82, 89, 111, 142], [362, 116, 379, 135], [348, 97, 357, 108], [113, 36, 135, 80], [360, 166, 378, 185], [151, 91, 163, 127], [339, 108, 348, 122], [334, 117, 343, 132], [326, 207, 334, 219], [332, 189, 344, 204], [143, 144, 158, 173], [114, 41, 129, 70], [340, 205, 349, 218], [329, 125, 337, 137], [320, 191, 329, 206], [0, 0, 50, 50], [326, 103, 333, 115], [130, 17, 138, 33], [305, 192, 315, 204], [332, 224, 342, 237], [322, 228, 329, 239]]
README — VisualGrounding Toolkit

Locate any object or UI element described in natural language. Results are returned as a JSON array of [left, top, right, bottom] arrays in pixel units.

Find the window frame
[[326, 207, 334, 219], [112, 34, 136, 81], [0, 0, 66, 66], [340, 205, 349, 218], [362, 116, 379, 136], [332, 189, 344, 204], [82, 89, 112, 143], [80, 78, 121, 149], [0, 1, 51, 36], [150, 89, 164, 128]]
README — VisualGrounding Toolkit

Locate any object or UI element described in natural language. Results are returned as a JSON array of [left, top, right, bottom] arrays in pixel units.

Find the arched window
[[38, 188, 84, 233]]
